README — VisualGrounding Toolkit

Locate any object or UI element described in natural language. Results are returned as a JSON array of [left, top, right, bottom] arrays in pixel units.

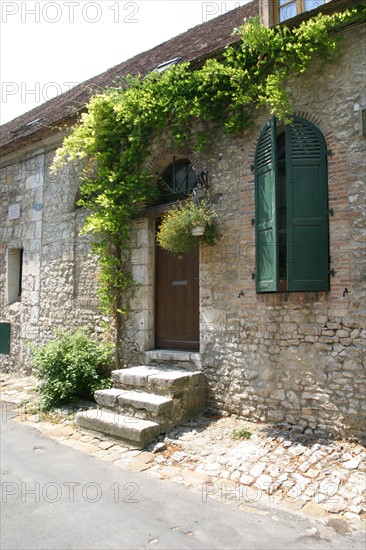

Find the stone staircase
[[76, 365, 207, 447]]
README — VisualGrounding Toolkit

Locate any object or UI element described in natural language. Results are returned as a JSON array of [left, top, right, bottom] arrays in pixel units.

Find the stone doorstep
[[112, 366, 204, 393], [94, 388, 124, 408], [75, 408, 160, 446], [89, 367, 207, 445], [145, 350, 201, 369], [95, 387, 173, 414], [149, 370, 197, 390], [111, 366, 160, 388], [117, 391, 173, 413]]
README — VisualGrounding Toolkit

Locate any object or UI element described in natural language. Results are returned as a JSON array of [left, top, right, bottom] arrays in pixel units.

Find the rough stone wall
[[199, 25, 366, 439], [1, 24, 364, 440], [0, 144, 45, 372], [0, 134, 110, 374], [123, 25, 366, 439]]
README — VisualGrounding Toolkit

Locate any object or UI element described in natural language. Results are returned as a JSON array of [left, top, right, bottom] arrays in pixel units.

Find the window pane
[[304, 0, 324, 11], [158, 159, 197, 204], [7, 248, 23, 304], [279, 3, 297, 22]]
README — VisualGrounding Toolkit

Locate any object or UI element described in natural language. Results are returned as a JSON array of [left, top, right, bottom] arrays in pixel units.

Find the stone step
[[75, 408, 160, 446], [149, 370, 202, 393], [145, 350, 201, 370], [84, 366, 207, 445], [94, 388, 123, 408], [111, 366, 160, 389], [111, 365, 202, 394], [94, 388, 173, 414]]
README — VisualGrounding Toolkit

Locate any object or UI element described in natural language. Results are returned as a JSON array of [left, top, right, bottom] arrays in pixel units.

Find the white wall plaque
[[8, 204, 20, 220]]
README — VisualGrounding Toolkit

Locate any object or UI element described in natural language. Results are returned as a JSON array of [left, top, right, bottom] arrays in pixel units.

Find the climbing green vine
[[51, 6, 365, 331]]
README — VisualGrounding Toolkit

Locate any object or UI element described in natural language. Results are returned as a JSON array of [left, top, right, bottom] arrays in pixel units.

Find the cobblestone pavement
[[1, 374, 365, 536]]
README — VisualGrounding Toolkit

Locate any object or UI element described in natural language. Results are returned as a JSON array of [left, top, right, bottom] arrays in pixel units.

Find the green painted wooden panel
[[0, 323, 11, 354], [286, 117, 329, 291], [255, 117, 279, 292]]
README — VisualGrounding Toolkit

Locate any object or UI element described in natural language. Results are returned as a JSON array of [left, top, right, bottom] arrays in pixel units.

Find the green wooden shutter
[[0, 323, 11, 354], [286, 117, 329, 291], [255, 117, 279, 292]]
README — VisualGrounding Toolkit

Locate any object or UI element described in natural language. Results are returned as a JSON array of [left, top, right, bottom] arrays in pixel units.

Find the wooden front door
[[155, 242, 199, 351]]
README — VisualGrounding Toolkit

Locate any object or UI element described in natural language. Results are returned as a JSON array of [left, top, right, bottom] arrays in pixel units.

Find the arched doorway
[[155, 158, 199, 351]]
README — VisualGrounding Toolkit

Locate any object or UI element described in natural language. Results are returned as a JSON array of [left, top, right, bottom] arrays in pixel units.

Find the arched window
[[158, 158, 198, 204], [254, 115, 329, 292]]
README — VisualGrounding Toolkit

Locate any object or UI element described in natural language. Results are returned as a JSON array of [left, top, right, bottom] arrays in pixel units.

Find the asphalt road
[[1, 402, 365, 550]]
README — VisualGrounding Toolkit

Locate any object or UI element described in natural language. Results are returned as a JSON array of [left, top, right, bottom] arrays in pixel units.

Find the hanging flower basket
[[156, 196, 219, 254], [191, 225, 205, 236]]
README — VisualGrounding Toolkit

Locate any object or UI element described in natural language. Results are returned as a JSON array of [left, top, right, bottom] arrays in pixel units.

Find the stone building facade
[[0, 133, 106, 372], [1, 0, 365, 439]]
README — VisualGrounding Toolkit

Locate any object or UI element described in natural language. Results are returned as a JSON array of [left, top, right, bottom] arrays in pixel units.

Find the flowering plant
[[156, 196, 219, 254]]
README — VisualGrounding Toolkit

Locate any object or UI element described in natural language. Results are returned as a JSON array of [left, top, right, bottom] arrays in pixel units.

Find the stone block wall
[[124, 25, 366, 439], [0, 134, 111, 374], [198, 26, 366, 439], [1, 24, 364, 440]]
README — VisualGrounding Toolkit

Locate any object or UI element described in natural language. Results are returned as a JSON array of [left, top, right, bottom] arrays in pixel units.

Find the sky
[[0, 0, 251, 125]]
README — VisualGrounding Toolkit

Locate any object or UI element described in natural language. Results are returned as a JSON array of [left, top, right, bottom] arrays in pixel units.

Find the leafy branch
[[51, 7, 365, 330]]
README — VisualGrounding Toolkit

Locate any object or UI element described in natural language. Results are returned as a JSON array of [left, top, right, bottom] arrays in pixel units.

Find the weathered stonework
[[121, 26, 366, 439], [0, 134, 112, 374], [1, 22, 365, 440]]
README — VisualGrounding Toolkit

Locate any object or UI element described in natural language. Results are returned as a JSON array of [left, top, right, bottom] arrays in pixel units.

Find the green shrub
[[32, 329, 114, 411]]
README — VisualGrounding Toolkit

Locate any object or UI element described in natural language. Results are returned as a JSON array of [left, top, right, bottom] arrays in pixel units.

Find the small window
[[7, 248, 23, 304], [157, 158, 198, 204], [275, 0, 326, 24], [278, 0, 297, 23]]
